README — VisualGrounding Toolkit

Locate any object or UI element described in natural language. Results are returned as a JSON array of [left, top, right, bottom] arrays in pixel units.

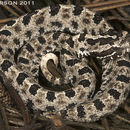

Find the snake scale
[[0, 5, 130, 122]]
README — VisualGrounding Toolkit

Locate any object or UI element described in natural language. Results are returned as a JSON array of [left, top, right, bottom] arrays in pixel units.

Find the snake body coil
[[0, 5, 129, 122]]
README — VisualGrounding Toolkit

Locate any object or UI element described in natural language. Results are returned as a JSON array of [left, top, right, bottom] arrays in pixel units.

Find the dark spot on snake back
[[53, 31, 61, 40], [25, 30, 32, 39], [66, 59, 80, 66], [46, 91, 56, 102], [108, 89, 120, 99], [117, 60, 130, 68], [93, 13, 102, 24], [78, 67, 92, 75], [6, 20, 16, 26], [77, 105, 86, 118], [61, 48, 72, 56], [116, 75, 130, 83], [36, 16, 44, 24], [73, 6, 83, 15], [38, 36, 46, 44], [1, 60, 13, 72], [26, 44, 34, 53], [22, 10, 38, 25], [65, 89, 75, 98], [66, 37, 74, 48], [46, 106, 55, 112], [39, 27, 44, 34], [29, 84, 40, 96], [18, 57, 29, 64], [16, 72, 29, 85], [72, 21, 78, 29], [78, 33, 86, 42], [79, 79, 91, 88], [49, 5, 60, 16], [13, 38, 20, 45], [0, 30, 11, 36], [93, 99, 105, 111], [51, 21, 62, 28]]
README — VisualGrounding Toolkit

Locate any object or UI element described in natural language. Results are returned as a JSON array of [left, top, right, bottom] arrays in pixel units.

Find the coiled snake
[[0, 5, 129, 122]]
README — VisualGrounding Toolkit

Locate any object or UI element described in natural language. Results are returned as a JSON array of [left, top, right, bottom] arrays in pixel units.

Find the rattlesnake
[[0, 5, 129, 122]]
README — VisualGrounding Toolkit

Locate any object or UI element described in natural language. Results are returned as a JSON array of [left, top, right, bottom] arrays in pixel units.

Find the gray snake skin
[[0, 5, 130, 122]]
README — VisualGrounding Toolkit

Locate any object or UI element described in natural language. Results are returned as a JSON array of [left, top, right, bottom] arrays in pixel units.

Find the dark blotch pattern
[[38, 36, 46, 44], [66, 59, 80, 66], [22, 13, 31, 26], [72, 21, 78, 29], [36, 53, 41, 58], [117, 60, 130, 68], [26, 44, 34, 53], [8, 48, 14, 55], [25, 31, 32, 38], [13, 38, 20, 45], [99, 37, 114, 46], [46, 106, 55, 112], [49, 5, 60, 16], [6, 20, 16, 26], [66, 37, 74, 48], [78, 33, 86, 42], [46, 91, 56, 102], [77, 105, 85, 118], [108, 89, 120, 99], [1, 60, 13, 71], [87, 38, 97, 45], [93, 99, 105, 111], [29, 84, 40, 96], [63, 28, 70, 33], [18, 57, 29, 64], [67, 103, 75, 109], [16, 72, 29, 85], [65, 89, 75, 98], [78, 67, 92, 75], [53, 31, 61, 40], [73, 6, 83, 15], [83, 18, 90, 24], [51, 21, 62, 28], [92, 29, 96, 35], [53, 42, 58, 47], [36, 16, 44, 24], [93, 13, 102, 24], [105, 67, 112, 75], [31, 68, 38, 73], [45, 46, 52, 50], [79, 79, 91, 88], [117, 75, 129, 83], [14, 25, 21, 32], [39, 27, 44, 34], [0, 30, 11, 36], [22, 11, 38, 25], [72, 75, 77, 84], [106, 29, 118, 36], [61, 48, 72, 56]]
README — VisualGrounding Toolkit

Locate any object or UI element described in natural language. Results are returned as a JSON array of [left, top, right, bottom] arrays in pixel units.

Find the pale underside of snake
[[0, 5, 130, 122]]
